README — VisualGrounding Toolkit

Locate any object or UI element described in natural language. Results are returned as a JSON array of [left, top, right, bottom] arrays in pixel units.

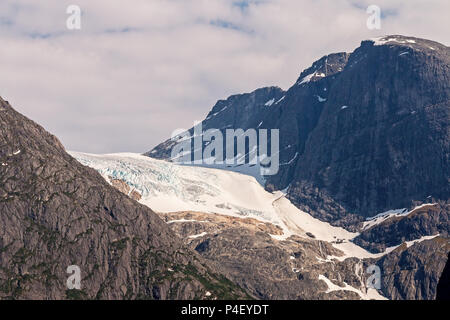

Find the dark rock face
[[191, 228, 357, 300], [375, 237, 450, 300], [263, 53, 350, 193], [436, 253, 450, 300], [159, 212, 372, 300], [0, 98, 247, 300]]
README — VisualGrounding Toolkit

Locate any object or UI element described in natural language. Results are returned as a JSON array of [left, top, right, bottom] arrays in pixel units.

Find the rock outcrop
[[146, 35, 450, 230], [354, 201, 449, 253], [155, 211, 377, 300]]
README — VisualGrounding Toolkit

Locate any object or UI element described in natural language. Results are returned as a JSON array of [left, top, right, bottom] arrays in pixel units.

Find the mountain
[[3, 34, 447, 300], [146, 35, 449, 231], [0, 97, 248, 299], [71, 151, 448, 300], [141, 35, 449, 299]]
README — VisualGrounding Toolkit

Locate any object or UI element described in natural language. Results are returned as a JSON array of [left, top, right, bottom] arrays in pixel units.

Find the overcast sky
[[0, 0, 448, 153]]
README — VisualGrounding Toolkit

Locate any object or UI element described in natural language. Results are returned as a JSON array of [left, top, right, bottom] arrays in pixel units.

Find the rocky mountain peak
[[146, 35, 449, 230], [296, 52, 350, 85], [362, 35, 447, 50], [207, 86, 284, 116]]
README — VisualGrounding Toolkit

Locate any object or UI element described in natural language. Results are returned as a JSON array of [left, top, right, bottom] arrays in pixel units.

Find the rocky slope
[[72, 151, 448, 300], [287, 36, 449, 226], [0, 98, 248, 300]]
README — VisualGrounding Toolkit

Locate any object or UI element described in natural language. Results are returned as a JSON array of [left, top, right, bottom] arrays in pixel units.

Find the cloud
[[0, 0, 448, 153]]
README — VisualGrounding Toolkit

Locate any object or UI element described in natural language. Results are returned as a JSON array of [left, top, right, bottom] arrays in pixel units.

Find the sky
[[0, 0, 449, 153]]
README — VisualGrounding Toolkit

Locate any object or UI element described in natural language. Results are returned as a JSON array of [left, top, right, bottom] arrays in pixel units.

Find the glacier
[[69, 151, 402, 261]]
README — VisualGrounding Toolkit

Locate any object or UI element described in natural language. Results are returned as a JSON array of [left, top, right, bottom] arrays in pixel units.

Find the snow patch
[[280, 184, 290, 195], [298, 73, 314, 85], [405, 234, 440, 247], [167, 219, 208, 224], [188, 232, 208, 239], [315, 95, 326, 102], [370, 36, 416, 46], [280, 152, 298, 166], [298, 72, 326, 85], [274, 96, 285, 104], [207, 106, 228, 119], [318, 275, 386, 300], [264, 98, 275, 107], [362, 208, 407, 230]]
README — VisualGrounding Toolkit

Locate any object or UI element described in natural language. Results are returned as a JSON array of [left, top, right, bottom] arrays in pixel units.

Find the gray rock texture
[[0, 98, 248, 300], [375, 237, 449, 300]]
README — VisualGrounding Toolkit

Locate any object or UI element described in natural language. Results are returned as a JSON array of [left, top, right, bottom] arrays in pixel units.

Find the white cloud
[[0, 0, 448, 152]]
